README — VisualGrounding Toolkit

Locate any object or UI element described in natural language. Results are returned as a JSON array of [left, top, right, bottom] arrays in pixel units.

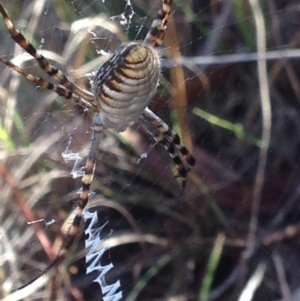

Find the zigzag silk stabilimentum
[[84, 210, 123, 301]]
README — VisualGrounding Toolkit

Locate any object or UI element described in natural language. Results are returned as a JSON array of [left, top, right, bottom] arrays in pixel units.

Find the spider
[[0, 0, 195, 291]]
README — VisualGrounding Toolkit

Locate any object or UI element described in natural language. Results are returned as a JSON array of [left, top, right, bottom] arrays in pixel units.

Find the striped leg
[[139, 107, 195, 190], [0, 4, 96, 106], [0, 58, 96, 111], [17, 114, 103, 290], [60, 113, 103, 254], [144, 0, 173, 47]]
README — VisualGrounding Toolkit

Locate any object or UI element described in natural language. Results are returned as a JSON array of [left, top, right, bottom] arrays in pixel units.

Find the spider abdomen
[[94, 42, 161, 132]]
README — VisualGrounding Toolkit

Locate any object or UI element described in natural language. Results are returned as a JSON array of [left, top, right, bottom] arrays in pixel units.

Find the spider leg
[[144, 0, 173, 47], [0, 4, 97, 106], [61, 114, 102, 248], [16, 114, 103, 291], [0, 58, 97, 111], [139, 107, 195, 190]]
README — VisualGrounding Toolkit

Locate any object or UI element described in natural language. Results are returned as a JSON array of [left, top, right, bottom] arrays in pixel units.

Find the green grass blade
[[193, 107, 264, 148], [199, 233, 225, 301]]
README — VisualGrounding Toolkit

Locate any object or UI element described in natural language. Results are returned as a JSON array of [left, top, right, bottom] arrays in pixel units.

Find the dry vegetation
[[1, 0, 300, 300]]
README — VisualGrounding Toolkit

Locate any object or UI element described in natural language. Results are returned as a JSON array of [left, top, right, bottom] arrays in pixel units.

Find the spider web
[[1, 0, 300, 301]]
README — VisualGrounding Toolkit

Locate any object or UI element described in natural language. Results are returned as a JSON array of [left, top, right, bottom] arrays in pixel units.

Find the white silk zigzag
[[84, 210, 123, 301]]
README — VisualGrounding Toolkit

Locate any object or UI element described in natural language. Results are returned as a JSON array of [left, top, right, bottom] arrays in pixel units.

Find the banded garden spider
[[0, 0, 195, 293]]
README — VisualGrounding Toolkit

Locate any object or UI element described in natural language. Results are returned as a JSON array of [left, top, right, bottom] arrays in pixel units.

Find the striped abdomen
[[94, 42, 160, 132]]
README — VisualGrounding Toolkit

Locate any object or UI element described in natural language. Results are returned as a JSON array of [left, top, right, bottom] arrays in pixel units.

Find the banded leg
[[139, 107, 195, 190], [144, 0, 173, 47], [0, 4, 96, 106], [0, 58, 96, 111], [62, 114, 102, 246], [17, 114, 103, 290]]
